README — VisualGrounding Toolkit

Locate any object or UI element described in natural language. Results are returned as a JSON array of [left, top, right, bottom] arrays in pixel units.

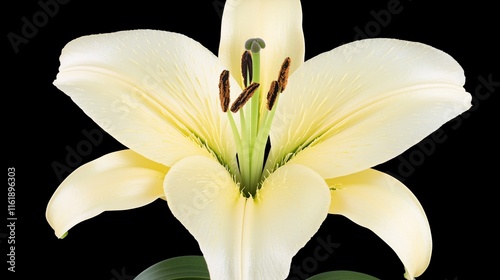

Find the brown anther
[[218, 70, 230, 112], [230, 82, 260, 113], [277, 57, 291, 92], [241, 51, 253, 87], [266, 81, 279, 110]]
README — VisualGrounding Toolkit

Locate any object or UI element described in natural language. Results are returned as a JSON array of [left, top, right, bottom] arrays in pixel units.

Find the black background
[[4, 0, 498, 279]]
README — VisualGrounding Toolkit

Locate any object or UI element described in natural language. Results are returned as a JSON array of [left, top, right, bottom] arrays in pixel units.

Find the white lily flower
[[46, 0, 471, 279]]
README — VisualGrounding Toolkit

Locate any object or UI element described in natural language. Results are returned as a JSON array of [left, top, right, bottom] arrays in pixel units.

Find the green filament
[[225, 38, 286, 197]]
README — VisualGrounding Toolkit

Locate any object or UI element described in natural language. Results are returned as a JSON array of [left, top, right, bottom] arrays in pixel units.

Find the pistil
[[218, 38, 291, 197]]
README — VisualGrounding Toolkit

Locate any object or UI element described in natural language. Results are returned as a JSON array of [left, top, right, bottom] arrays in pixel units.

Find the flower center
[[218, 38, 291, 198]]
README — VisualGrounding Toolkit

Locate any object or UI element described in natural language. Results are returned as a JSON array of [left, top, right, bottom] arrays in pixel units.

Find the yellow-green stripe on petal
[[268, 38, 471, 179], [54, 30, 239, 171]]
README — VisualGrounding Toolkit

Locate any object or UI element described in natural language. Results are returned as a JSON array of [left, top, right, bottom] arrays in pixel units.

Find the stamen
[[266, 81, 279, 110], [241, 51, 253, 87], [277, 57, 291, 92], [218, 70, 230, 112], [245, 38, 266, 53], [230, 82, 260, 113]]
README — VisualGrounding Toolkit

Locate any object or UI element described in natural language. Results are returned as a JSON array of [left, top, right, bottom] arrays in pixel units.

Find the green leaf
[[134, 255, 210, 280], [306, 270, 380, 280]]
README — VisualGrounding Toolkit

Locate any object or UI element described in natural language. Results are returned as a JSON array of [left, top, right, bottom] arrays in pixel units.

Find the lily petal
[[46, 150, 168, 238], [268, 38, 471, 178], [54, 30, 238, 169], [164, 156, 330, 280], [328, 169, 431, 279], [219, 0, 305, 92]]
